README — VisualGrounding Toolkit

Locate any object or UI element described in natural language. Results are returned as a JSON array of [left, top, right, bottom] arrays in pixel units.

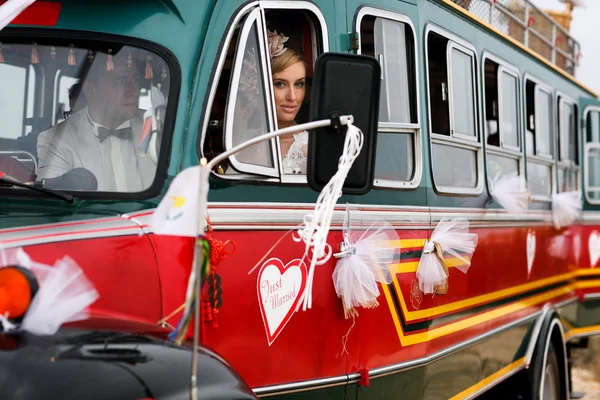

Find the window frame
[[556, 91, 580, 193], [481, 52, 525, 182], [224, 8, 279, 178], [354, 6, 421, 190], [446, 42, 478, 143], [199, 0, 329, 185], [0, 30, 182, 201], [523, 73, 556, 202], [425, 23, 483, 196], [583, 105, 600, 204]]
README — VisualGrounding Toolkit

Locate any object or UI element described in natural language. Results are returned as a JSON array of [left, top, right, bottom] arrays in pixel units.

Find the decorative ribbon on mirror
[[332, 207, 398, 319], [0, 247, 98, 336], [416, 218, 479, 295], [294, 119, 364, 312], [488, 172, 532, 213], [552, 191, 583, 230]]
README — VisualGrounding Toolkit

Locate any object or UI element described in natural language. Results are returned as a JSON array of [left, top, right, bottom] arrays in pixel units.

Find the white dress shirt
[[37, 107, 157, 192]]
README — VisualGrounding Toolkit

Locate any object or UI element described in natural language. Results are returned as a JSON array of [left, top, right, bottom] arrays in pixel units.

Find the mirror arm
[[206, 115, 354, 170]]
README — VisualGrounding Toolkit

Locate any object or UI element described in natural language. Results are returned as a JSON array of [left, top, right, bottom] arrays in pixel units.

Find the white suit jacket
[[37, 107, 156, 192]]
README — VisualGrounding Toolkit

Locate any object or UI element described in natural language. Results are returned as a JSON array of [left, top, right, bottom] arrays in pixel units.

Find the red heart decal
[[257, 258, 307, 346]]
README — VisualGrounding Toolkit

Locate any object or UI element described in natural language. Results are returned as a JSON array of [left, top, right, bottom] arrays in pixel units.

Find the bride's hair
[[271, 49, 306, 75]]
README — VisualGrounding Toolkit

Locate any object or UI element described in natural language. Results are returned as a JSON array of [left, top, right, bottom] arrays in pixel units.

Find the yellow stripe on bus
[[448, 357, 527, 400]]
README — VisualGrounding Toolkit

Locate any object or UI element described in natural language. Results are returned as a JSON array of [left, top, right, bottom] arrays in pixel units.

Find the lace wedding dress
[[282, 131, 308, 175]]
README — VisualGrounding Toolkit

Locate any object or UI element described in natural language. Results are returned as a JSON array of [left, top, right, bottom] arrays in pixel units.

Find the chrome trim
[[424, 22, 484, 197], [539, 319, 569, 400], [583, 293, 600, 301], [354, 7, 423, 190], [253, 311, 541, 396], [524, 303, 553, 366], [355, 311, 540, 381], [253, 375, 348, 396]]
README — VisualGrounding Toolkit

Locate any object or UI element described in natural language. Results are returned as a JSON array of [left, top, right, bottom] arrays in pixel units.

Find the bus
[[0, 0, 599, 398]]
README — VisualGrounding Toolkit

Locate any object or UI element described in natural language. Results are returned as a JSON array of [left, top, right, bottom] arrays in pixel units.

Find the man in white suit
[[37, 51, 157, 192]]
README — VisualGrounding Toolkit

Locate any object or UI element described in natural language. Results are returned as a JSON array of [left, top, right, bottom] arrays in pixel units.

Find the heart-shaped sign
[[590, 231, 600, 268], [527, 231, 536, 277], [574, 234, 582, 265], [257, 258, 307, 346]]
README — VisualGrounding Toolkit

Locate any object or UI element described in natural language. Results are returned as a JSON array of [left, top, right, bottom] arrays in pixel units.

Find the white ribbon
[[488, 172, 531, 213], [416, 218, 478, 295], [552, 190, 582, 229], [295, 120, 364, 311], [332, 208, 398, 318], [0, 248, 98, 336]]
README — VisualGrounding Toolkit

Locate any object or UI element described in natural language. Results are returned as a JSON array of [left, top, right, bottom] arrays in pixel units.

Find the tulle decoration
[[488, 172, 531, 213], [416, 218, 479, 295], [332, 210, 398, 319], [552, 191, 582, 229], [0, 247, 98, 336]]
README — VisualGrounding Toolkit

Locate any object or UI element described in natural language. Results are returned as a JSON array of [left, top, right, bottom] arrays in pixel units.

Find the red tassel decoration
[[68, 45, 76, 66], [31, 44, 39, 64], [145, 56, 153, 80], [106, 49, 114, 71]]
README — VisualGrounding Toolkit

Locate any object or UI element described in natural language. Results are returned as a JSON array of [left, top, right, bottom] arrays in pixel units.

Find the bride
[[268, 30, 308, 175]]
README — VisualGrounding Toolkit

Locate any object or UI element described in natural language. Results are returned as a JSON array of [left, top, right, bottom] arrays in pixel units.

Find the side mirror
[[307, 52, 381, 195]]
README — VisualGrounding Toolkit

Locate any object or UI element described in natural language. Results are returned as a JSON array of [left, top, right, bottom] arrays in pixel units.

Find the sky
[[532, 0, 600, 95]]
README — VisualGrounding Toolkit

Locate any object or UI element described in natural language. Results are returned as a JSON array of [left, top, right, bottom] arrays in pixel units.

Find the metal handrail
[[447, 0, 580, 76]]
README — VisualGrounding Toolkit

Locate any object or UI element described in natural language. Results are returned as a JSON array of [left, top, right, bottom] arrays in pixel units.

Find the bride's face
[[272, 61, 306, 127]]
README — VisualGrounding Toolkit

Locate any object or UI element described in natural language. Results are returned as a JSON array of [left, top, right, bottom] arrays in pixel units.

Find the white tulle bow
[[488, 172, 531, 213], [0, 247, 98, 336], [416, 218, 478, 295], [294, 121, 364, 311], [552, 191, 582, 229], [332, 211, 398, 318]]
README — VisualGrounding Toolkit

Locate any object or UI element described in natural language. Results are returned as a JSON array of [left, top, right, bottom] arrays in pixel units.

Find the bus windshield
[[0, 39, 172, 193]]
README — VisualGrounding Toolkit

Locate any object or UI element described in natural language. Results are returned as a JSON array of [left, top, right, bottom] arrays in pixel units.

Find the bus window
[[0, 63, 26, 140], [426, 27, 482, 194], [524, 76, 554, 199], [585, 109, 600, 203], [358, 10, 419, 188], [482, 55, 522, 180], [201, 4, 327, 182], [557, 96, 579, 193]]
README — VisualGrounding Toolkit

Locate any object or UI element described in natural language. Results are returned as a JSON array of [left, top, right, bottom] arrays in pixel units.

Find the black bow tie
[[97, 127, 133, 143]]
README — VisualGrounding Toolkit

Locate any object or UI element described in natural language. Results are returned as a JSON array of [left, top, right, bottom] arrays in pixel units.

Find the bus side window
[[524, 77, 554, 199], [482, 56, 522, 181], [557, 96, 579, 193], [201, 6, 326, 181], [586, 110, 600, 202], [358, 11, 420, 188], [426, 27, 482, 195]]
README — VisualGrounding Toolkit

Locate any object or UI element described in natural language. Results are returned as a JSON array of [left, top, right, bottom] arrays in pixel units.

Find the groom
[[37, 51, 156, 192]]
